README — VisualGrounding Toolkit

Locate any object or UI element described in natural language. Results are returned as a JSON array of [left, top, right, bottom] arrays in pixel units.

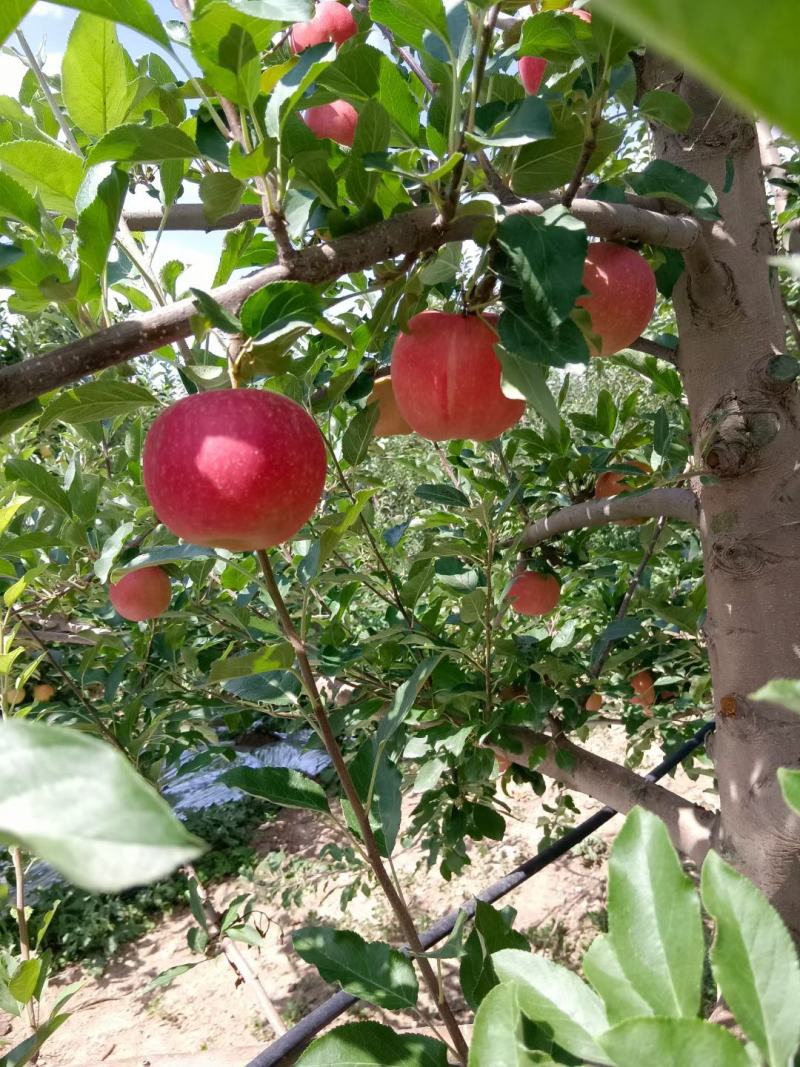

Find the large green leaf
[[376, 655, 443, 746], [293, 926, 418, 1009], [492, 949, 612, 1064], [39, 380, 157, 431], [209, 642, 295, 681], [5, 458, 72, 518], [778, 768, 800, 816], [0, 720, 204, 893], [582, 933, 654, 1025], [2, 0, 169, 48], [627, 160, 719, 221], [265, 42, 336, 138], [0, 3, 34, 51], [221, 766, 330, 815], [191, 1, 279, 106], [496, 349, 561, 432], [595, 0, 800, 143], [0, 173, 40, 230], [87, 125, 199, 166], [512, 115, 622, 195], [468, 982, 555, 1066], [239, 281, 322, 342], [607, 807, 703, 1018], [62, 14, 134, 137], [460, 902, 530, 1010], [701, 850, 800, 1067], [297, 1022, 448, 1066], [599, 1017, 751, 1067], [345, 739, 402, 857], [0, 141, 83, 217], [369, 0, 449, 52], [751, 678, 800, 714], [75, 165, 129, 298], [347, 100, 391, 204]]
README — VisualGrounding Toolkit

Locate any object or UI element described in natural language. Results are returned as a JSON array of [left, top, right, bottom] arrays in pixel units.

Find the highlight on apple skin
[[290, 1, 357, 52], [577, 242, 657, 356], [390, 311, 526, 441], [142, 389, 327, 552], [519, 55, 547, 94], [302, 100, 358, 147], [109, 566, 172, 622], [507, 572, 561, 617]]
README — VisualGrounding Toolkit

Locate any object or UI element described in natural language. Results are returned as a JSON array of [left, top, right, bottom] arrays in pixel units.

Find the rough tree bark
[[641, 58, 800, 934]]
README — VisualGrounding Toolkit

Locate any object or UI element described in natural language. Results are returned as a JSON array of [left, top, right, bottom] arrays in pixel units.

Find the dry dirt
[[1, 725, 715, 1067]]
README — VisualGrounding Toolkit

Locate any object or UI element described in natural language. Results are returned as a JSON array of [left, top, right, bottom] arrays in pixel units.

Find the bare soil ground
[[2, 725, 714, 1067]]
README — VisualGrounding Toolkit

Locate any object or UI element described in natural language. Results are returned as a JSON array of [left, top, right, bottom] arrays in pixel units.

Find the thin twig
[[15, 30, 81, 156]]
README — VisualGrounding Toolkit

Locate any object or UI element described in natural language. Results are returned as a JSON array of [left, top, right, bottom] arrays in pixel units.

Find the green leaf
[[76, 164, 129, 296], [607, 807, 703, 1018], [265, 43, 336, 138], [778, 768, 800, 816], [0, 720, 204, 893], [583, 933, 654, 1025], [221, 766, 330, 815], [0, 141, 83, 216], [638, 90, 692, 133], [62, 14, 134, 137], [0, 3, 34, 51], [119, 545, 218, 572], [415, 484, 470, 508], [701, 850, 800, 1067], [0, 1012, 69, 1067], [199, 172, 244, 225], [293, 926, 418, 1009], [751, 678, 800, 714], [190, 288, 243, 334], [297, 1021, 448, 1067], [347, 100, 391, 204], [94, 522, 136, 583], [469, 96, 553, 148], [369, 0, 449, 51], [191, 0, 279, 106], [87, 124, 199, 166], [0, 173, 40, 230], [147, 963, 198, 990], [512, 115, 622, 196], [468, 982, 554, 1067], [39, 381, 157, 431], [492, 948, 612, 1064], [599, 1017, 752, 1067], [346, 739, 402, 857], [342, 404, 379, 466], [5, 458, 72, 518], [460, 902, 530, 1010], [594, 0, 800, 144], [519, 9, 594, 60], [377, 655, 443, 746], [8, 959, 41, 1006], [50, 0, 169, 47], [627, 160, 719, 221], [239, 281, 322, 342], [208, 642, 295, 681]]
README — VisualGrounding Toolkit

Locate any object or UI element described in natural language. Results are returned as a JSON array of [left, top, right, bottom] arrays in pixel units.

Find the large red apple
[[143, 390, 327, 551], [507, 572, 561, 616], [577, 243, 657, 356], [109, 566, 172, 621], [368, 376, 412, 437], [519, 56, 547, 94], [390, 311, 525, 441], [302, 100, 358, 147], [291, 1, 357, 52]]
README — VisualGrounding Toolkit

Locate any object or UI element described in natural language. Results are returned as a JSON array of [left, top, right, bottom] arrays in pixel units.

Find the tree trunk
[[641, 57, 800, 934]]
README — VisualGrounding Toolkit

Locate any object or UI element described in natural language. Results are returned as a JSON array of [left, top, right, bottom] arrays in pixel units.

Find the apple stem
[[255, 550, 469, 1064]]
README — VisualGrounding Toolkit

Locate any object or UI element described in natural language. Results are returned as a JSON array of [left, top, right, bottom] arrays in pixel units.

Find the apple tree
[[0, 0, 800, 1063]]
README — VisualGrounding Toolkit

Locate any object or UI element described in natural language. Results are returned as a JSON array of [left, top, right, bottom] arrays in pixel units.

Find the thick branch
[[520, 487, 699, 546], [0, 200, 703, 412], [492, 726, 717, 864]]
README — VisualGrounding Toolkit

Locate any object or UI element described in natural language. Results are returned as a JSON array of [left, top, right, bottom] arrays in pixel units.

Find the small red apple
[[577, 243, 657, 356], [368, 376, 412, 437], [631, 669, 654, 695], [143, 390, 327, 551], [6, 687, 25, 706], [568, 6, 592, 21], [33, 683, 56, 702], [109, 566, 172, 622], [519, 56, 547, 94], [302, 100, 358, 147], [594, 460, 652, 525], [585, 692, 603, 712], [390, 311, 525, 441], [291, 1, 357, 52], [508, 572, 561, 617]]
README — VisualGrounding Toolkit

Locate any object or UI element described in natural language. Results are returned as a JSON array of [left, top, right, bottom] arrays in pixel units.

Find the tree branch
[[490, 726, 717, 865], [520, 487, 699, 546], [628, 335, 679, 364], [0, 200, 704, 412]]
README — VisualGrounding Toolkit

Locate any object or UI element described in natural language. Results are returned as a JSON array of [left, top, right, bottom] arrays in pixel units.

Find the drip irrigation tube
[[245, 719, 715, 1067]]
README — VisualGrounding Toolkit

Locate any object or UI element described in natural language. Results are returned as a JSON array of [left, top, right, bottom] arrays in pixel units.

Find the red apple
[[390, 311, 525, 441], [302, 100, 358, 147], [33, 683, 55, 702], [291, 1, 357, 52], [143, 389, 327, 551], [368, 376, 412, 437], [519, 56, 547, 94], [594, 460, 651, 526], [109, 566, 172, 622], [585, 692, 603, 712], [569, 6, 592, 21], [577, 243, 657, 356], [508, 572, 561, 617], [631, 669, 654, 695]]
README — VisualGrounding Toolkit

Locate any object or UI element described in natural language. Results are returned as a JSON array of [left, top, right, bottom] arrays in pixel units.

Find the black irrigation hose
[[245, 719, 715, 1067]]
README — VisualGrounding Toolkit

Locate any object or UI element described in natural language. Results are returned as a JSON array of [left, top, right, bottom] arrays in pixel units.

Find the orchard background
[[0, 0, 800, 1064]]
